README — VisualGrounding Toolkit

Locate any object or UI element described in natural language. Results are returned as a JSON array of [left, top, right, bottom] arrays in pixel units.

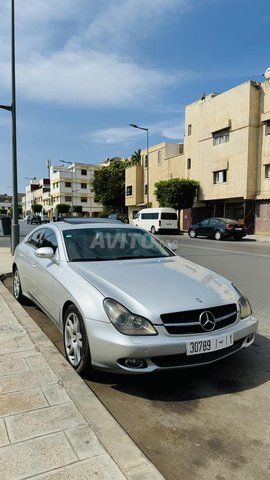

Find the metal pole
[[11, 0, 20, 253], [146, 129, 149, 208]]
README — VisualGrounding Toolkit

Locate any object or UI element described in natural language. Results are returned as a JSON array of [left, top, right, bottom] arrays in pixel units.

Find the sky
[[0, 0, 269, 194]]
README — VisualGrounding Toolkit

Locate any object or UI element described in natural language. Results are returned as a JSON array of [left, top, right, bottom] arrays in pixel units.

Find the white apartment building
[[50, 162, 102, 217]]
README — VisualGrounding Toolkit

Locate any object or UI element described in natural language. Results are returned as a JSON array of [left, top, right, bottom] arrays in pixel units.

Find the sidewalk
[[0, 249, 164, 480], [0, 235, 269, 480]]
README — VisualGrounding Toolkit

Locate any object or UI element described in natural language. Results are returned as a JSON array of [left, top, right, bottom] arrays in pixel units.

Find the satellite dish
[[264, 67, 270, 80]]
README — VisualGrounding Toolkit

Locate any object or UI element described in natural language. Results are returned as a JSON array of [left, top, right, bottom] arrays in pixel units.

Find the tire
[[63, 305, 91, 375], [13, 267, 24, 303], [214, 230, 222, 241], [150, 226, 156, 234], [188, 228, 197, 238]]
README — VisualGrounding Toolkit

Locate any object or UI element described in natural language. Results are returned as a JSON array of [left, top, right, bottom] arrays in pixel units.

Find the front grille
[[151, 339, 244, 367], [160, 303, 237, 334]]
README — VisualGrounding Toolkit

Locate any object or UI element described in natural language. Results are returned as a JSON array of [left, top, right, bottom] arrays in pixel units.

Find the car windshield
[[63, 227, 172, 262]]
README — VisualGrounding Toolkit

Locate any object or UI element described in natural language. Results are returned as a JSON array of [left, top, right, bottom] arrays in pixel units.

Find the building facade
[[22, 163, 103, 218], [184, 79, 270, 233], [50, 162, 102, 217], [125, 78, 270, 234], [125, 142, 184, 220]]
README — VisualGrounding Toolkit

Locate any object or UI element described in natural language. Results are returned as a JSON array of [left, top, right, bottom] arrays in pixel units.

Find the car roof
[[63, 218, 122, 224], [52, 220, 132, 232]]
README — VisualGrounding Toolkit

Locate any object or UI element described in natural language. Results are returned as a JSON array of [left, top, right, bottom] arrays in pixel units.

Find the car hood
[[69, 256, 238, 322]]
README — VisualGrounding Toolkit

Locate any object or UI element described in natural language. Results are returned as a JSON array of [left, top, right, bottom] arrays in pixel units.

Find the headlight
[[233, 285, 252, 319], [103, 298, 157, 336]]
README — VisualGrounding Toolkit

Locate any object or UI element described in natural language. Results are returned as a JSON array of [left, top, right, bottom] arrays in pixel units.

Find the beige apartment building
[[126, 78, 270, 234], [125, 142, 184, 219]]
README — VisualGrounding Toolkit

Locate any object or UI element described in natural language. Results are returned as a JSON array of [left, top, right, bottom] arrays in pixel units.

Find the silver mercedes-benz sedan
[[13, 221, 258, 374]]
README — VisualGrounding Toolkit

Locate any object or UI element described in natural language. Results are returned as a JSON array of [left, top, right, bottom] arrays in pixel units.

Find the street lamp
[[60, 160, 74, 215], [0, 0, 19, 254], [129, 124, 149, 208]]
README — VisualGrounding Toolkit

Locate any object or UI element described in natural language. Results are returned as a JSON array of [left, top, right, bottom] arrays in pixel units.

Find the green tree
[[32, 203, 42, 214], [73, 205, 83, 215], [129, 149, 141, 166], [154, 178, 199, 230], [92, 160, 127, 211], [55, 204, 70, 216]]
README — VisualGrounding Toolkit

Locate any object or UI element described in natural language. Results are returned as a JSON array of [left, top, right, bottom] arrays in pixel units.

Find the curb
[[0, 282, 165, 480]]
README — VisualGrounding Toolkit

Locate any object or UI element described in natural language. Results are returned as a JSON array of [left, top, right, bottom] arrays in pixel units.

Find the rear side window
[[141, 213, 159, 219], [161, 213, 177, 220], [27, 229, 45, 248], [39, 228, 58, 253]]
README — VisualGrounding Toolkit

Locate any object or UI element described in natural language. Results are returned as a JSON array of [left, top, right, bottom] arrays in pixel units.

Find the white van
[[133, 208, 178, 234]]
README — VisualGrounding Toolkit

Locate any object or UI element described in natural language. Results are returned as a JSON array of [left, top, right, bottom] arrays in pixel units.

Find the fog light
[[123, 358, 146, 369]]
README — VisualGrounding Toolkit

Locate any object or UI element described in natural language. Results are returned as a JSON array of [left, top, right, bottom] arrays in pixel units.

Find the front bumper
[[85, 314, 258, 374]]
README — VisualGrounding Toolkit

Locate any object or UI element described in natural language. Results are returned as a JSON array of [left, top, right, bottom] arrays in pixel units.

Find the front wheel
[[63, 305, 91, 375], [214, 230, 222, 241], [13, 267, 24, 303], [188, 228, 197, 238]]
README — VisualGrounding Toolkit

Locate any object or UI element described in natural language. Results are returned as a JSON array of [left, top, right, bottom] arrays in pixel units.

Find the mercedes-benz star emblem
[[199, 311, 216, 331]]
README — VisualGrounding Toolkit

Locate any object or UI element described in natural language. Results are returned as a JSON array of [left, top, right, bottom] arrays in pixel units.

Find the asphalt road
[[3, 232, 270, 480]]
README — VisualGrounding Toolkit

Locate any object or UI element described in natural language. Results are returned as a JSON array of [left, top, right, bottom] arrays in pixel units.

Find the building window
[[213, 128, 229, 145], [81, 183, 87, 189], [157, 151, 161, 165], [144, 155, 148, 169], [65, 182, 71, 188], [65, 196, 72, 202], [265, 120, 270, 135], [81, 169, 87, 175], [126, 185, 132, 196], [187, 158, 191, 170], [144, 184, 148, 195], [265, 164, 270, 178], [81, 197, 87, 202], [188, 124, 192, 136], [213, 170, 227, 184]]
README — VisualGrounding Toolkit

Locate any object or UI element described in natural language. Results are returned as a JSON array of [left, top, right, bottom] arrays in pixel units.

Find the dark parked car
[[27, 215, 42, 225], [188, 217, 247, 241]]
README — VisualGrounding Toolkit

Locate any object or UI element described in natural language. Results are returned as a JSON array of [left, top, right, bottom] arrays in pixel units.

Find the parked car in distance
[[41, 215, 50, 223], [13, 222, 257, 375], [27, 215, 42, 225], [188, 217, 247, 241], [133, 207, 178, 234], [107, 213, 129, 224]]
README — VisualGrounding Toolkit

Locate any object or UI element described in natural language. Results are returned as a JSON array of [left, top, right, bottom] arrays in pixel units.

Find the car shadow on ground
[[85, 333, 269, 402]]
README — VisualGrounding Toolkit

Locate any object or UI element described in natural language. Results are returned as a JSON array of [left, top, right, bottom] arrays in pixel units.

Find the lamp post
[[129, 124, 149, 207], [60, 160, 74, 215], [0, 0, 19, 254]]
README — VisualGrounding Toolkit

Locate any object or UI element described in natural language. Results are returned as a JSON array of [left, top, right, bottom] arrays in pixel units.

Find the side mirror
[[35, 247, 54, 259]]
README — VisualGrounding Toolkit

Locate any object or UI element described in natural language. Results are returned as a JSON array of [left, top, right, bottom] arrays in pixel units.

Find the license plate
[[235, 227, 242, 230], [186, 333, 234, 356]]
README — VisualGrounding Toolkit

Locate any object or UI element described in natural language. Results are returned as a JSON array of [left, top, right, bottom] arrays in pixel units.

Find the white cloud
[[0, 50, 181, 108], [0, 1, 194, 108], [78, 0, 189, 52], [85, 120, 184, 145]]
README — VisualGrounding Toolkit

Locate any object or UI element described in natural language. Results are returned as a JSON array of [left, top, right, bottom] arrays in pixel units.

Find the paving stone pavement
[[0, 248, 165, 480]]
